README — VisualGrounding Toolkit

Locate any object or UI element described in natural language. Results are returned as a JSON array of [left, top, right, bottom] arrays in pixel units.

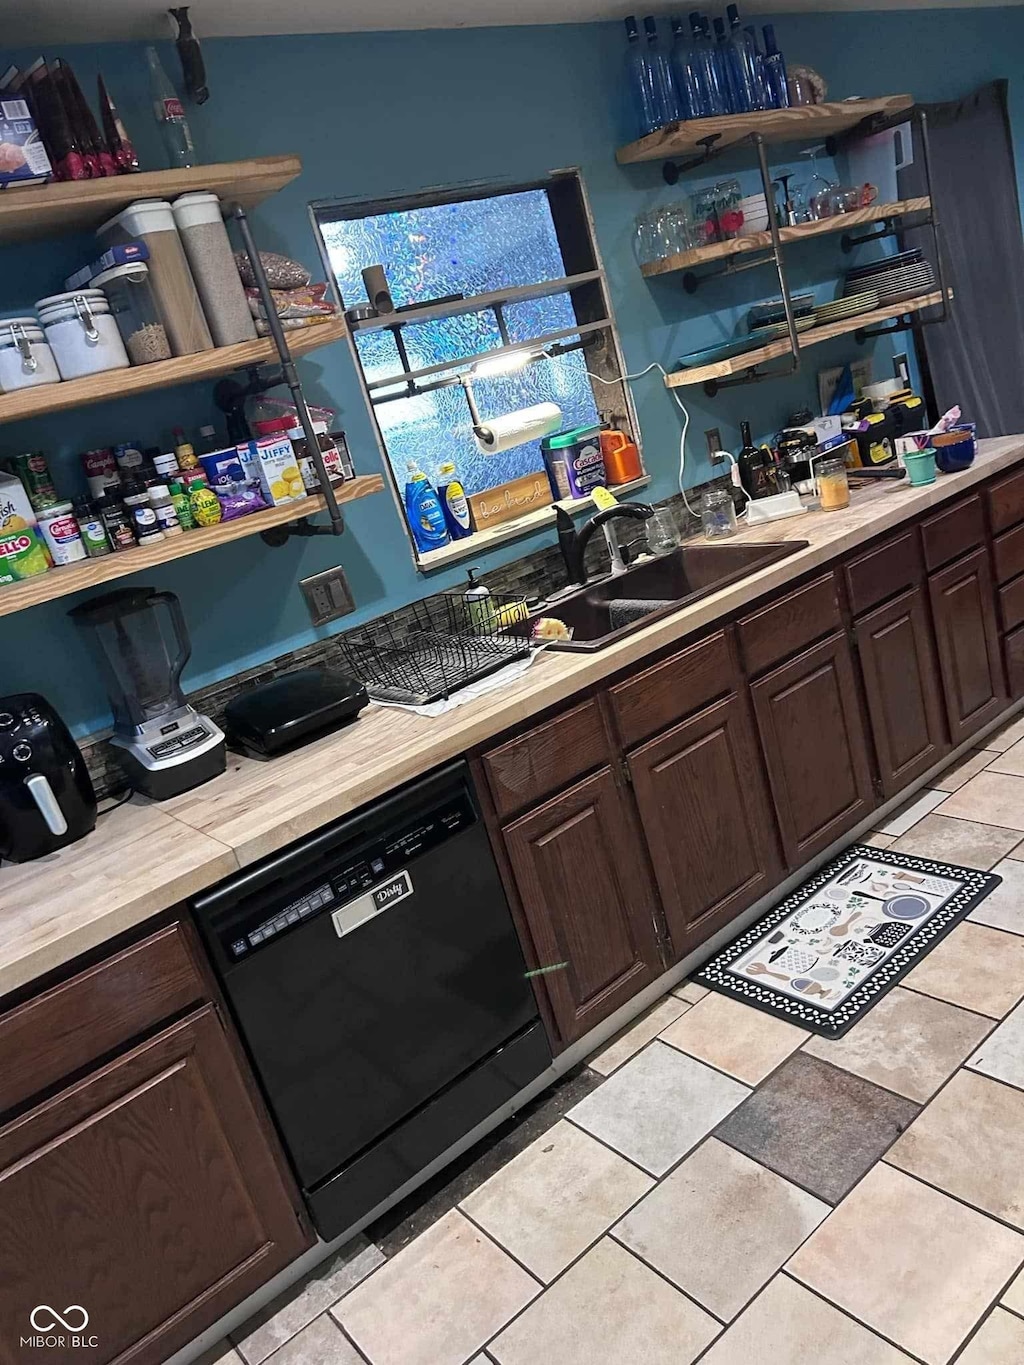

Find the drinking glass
[[646, 508, 681, 555], [701, 487, 738, 539]]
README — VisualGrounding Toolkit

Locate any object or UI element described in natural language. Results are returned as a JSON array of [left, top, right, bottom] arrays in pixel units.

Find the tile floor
[[212, 724, 1024, 1365]]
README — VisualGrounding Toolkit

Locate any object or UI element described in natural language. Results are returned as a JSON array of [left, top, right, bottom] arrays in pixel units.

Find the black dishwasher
[[192, 762, 551, 1239]]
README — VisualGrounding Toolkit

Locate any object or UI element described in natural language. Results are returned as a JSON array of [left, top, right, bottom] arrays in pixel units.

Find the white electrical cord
[[585, 361, 698, 518]]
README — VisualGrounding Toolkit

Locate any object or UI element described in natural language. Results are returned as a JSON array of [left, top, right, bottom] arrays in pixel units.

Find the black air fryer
[[0, 694, 97, 862]]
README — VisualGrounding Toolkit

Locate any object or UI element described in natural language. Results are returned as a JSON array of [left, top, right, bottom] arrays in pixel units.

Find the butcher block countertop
[[3, 434, 1022, 999]]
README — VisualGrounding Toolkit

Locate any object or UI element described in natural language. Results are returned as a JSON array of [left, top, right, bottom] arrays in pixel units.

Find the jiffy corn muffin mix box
[[237, 437, 308, 506]]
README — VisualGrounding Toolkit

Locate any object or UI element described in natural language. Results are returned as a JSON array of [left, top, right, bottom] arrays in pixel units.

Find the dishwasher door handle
[[331, 870, 413, 939]]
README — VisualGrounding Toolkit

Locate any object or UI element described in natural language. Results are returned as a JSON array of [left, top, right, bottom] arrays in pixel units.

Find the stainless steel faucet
[[555, 504, 655, 587]]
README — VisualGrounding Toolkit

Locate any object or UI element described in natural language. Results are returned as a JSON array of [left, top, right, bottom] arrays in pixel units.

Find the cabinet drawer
[[994, 523, 1024, 585], [482, 698, 609, 820], [988, 467, 1024, 536], [999, 575, 1024, 634], [844, 531, 921, 616], [738, 572, 841, 675], [920, 495, 985, 571], [609, 629, 733, 747], [0, 921, 207, 1115]]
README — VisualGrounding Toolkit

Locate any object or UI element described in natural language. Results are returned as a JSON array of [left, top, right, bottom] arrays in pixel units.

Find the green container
[[904, 448, 937, 487], [541, 423, 605, 500]]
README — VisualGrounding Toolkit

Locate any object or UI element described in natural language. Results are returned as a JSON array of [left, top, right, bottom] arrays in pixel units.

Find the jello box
[[0, 98, 52, 188], [237, 437, 307, 506], [0, 472, 52, 583]]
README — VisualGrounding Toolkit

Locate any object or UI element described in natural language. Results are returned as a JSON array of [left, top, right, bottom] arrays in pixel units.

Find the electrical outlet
[[705, 428, 723, 461], [300, 566, 355, 626]]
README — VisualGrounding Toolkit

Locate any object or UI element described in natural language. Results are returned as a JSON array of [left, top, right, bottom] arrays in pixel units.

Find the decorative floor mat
[[695, 844, 1002, 1037]]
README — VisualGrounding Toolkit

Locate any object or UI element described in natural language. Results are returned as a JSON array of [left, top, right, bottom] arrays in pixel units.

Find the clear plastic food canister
[[98, 199, 213, 356], [0, 316, 61, 392], [36, 291, 130, 380], [92, 262, 172, 365], [171, 192, 256, 347]]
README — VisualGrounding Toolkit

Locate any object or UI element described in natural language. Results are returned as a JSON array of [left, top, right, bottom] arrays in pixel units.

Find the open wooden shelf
[[665, 289, 948, 389], [0, 155, 303, 246], [641, 198, 932, 277], [0, 474, 384, 618], [618, 96, 914, 166], [0, 318, 346, 426]]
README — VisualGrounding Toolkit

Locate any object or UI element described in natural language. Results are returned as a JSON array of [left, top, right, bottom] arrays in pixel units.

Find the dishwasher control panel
[[222, 789, 475, 962]]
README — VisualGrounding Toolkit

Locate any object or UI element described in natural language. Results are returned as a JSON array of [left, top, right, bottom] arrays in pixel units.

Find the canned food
[[7, 451, 59, 511]]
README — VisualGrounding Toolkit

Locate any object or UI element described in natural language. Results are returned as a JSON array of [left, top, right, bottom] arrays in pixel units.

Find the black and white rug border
[[694, 843, 1002, 1037]]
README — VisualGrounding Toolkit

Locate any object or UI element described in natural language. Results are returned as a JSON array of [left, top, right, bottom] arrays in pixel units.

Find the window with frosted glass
[[313, 175, 633, 505]]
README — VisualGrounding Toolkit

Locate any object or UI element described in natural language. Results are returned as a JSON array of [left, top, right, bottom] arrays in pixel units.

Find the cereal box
[[0, 98, 52, 188]]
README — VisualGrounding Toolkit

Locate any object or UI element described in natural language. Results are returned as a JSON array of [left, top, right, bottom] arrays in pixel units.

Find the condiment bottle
[[197, 424, 220, 455], [97, 493, 136, 551], [168, 478, 196, 530], [173, 426, 199, 472], [71, 497, 111, 557], [121, 477, 164, 543], [148, 483, 183, 536], [188, 478, 221, 526]]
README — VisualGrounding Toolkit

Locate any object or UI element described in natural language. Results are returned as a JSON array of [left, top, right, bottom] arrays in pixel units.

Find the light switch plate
[[300, 566, 355, 626]]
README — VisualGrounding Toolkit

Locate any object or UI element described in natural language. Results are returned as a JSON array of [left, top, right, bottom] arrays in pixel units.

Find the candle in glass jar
[[817, 456, 850, 511]]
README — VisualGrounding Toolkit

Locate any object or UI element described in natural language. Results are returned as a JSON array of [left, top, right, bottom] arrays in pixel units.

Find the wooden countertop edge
[[2, 435, 1022, 999]]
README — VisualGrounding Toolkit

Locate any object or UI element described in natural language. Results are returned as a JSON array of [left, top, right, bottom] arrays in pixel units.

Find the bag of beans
[[234, 249, 311, 290]]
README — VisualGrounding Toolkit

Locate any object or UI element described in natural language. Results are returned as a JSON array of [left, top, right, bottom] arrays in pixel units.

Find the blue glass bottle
[[744, 25, 771, 109], [690, 12, 728, 116], [762, 25, 791, 109], [643, 16, 682, 128], [669, 16, 702, 120], [726, 3, 766, 111], [712, 16, 740, 114], [624, 14, 661, 136]]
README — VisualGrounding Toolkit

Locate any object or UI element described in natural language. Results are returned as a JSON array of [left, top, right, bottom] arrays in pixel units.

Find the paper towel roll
[[473, 402, 562, 455]]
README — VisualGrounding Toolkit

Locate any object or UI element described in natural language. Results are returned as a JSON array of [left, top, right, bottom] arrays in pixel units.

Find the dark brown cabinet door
[[503, 767, 662, 1047], [928, 547, 1006, 745], [0, 1005, 310, 1365], [855, 585, 949, 798], [751, 632, 876, 868], [628, 693, 783, 960]]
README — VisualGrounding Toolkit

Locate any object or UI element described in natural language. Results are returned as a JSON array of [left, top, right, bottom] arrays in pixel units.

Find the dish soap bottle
[[404, 462, 449, 553], [436, 461, 471, 540], [464, 567, 497, 634]]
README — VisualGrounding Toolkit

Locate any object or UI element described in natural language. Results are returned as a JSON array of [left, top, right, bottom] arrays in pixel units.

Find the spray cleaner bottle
[[404, 461, 449, 553]]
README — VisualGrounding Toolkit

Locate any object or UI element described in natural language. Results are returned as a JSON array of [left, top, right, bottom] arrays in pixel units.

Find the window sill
[[416, 476, 652, 572]]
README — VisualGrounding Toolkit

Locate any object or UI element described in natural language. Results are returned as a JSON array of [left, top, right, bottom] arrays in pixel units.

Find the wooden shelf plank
[[0, 318, 347, 427], [641, 198, 932, 277], [617, 96, 914, 166], [665, 289, 948, 388], [349, 272, 603, 335], [0, 155, 303, 246], [0, 475, 384, 618]]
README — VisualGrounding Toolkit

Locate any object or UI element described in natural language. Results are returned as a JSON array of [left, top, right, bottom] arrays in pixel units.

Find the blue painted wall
[[3, 10, 1020, 734]]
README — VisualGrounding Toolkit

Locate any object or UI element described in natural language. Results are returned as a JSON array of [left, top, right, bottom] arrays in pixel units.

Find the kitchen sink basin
[[535, 540, 809, 652]]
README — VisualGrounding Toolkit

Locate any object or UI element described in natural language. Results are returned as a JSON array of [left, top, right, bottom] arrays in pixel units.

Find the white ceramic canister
[[0, 316, 61, 392], [36, 291, 130, 380]]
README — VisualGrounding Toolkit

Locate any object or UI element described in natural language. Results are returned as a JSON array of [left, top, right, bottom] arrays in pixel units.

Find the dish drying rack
[[337, 591, 531, 705]]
